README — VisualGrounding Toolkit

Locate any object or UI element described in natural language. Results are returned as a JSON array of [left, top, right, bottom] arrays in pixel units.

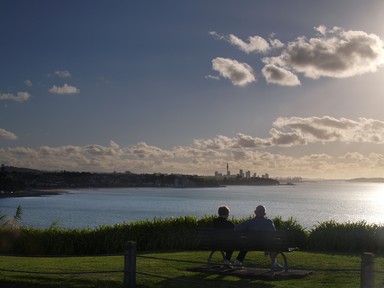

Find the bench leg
[[272, 252, 288, 273], [207, 250, 225, 270]]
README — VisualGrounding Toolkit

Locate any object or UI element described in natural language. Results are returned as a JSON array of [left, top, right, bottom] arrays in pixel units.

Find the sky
[[1, 1, 384, 179]]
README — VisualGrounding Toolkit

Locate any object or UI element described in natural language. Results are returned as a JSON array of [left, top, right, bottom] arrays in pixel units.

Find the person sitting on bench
[[212, 205, 235, 267], [233, 205, 283, 270]]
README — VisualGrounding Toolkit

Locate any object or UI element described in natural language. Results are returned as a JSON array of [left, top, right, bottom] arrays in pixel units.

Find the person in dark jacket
[[212, 205, 235, 266]]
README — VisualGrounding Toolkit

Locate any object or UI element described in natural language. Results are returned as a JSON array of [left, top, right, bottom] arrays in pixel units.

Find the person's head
[[255, 205, 266, 217], [218, 205, 230, 218]]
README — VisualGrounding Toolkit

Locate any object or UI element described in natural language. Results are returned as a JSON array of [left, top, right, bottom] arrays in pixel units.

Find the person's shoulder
[[227, 219, 235, 227], [260, 217, 273, 225], [212, 217, 220, 225]]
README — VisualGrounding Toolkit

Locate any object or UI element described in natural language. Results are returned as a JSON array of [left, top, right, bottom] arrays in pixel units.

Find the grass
[[1, 251, 384, 288]]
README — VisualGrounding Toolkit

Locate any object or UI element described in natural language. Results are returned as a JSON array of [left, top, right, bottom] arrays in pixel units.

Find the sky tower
[[226, 163, 230, 176]]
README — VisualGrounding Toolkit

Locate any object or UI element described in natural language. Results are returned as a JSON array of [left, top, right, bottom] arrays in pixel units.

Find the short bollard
[[124, 241, 137, 288], [360, 252, 374, 288]]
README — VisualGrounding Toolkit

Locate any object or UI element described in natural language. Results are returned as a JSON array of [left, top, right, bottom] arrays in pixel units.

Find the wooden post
[[124, 241, 137, 288], [360, 252, 374, 288]]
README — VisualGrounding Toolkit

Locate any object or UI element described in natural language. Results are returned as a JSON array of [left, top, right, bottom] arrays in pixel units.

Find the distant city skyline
[[1, 1, 384, 179], [214, 163, 268, 179]]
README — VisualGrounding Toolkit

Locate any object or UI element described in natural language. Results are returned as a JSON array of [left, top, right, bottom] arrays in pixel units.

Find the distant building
[[214, 171, 222, 177], [226, 163, 230, 176]]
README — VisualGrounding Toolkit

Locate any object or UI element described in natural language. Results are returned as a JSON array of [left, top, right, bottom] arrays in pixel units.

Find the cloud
[[24, 80, 33, 87], [130, 142, 172, 159], [54, 70, 71, 78], [211, 26, 384, 86], [228, 34, 270, 54], [262, 64, 301, 86], [0, 92, 31, 102], [264, 26, 384, 79], [3, 116, 384, 178], [49, 84, 80, 95], [212, 57, 255, 86], [193, 116, 384, 149], [2, 138, 384, 178], [209, 31, 272, 54], [205, 75, 220, 81], [0, 128, 17, 140], [269, 38, 284, 49], [271, 116, 384, 145]]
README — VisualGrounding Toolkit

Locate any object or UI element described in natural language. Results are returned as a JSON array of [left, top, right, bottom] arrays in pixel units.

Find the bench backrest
[[198, 228, 291, 252]]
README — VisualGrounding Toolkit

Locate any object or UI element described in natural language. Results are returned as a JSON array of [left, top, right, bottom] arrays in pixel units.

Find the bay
[[1, 181, 384, 229]]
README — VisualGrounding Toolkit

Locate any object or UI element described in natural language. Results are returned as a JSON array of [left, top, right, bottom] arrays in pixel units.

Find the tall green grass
[[0, 215, 308, 255], [309, 220, 384, 253], [1, 214, 383, 256]]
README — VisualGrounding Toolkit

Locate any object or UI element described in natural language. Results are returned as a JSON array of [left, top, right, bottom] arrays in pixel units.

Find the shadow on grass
[[151, 273, 276, 288], [0, 274, 122, 288]]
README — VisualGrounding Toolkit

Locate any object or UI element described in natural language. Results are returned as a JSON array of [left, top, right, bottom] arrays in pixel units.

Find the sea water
[[1, 181, 383, 229]]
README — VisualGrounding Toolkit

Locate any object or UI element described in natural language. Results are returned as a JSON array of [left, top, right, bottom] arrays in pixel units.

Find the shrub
[[0, 215, 308, 255], [308, 220, 384, 253]]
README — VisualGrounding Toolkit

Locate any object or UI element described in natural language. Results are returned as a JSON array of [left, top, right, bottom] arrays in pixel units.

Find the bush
[[0, 215, 308, 255], [308, 220, 384, 253], [5, 215, 383, 256]]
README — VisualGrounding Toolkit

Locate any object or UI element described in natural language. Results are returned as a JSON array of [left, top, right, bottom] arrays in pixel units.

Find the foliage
[[309, 220, 384, 254], [0, 215, 307, 256], [1, 213, 383, 256], [0, 205, 23, 228], [0, 205, 23, 253]]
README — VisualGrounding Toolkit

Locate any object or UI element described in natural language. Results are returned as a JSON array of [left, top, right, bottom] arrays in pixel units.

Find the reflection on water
[[0, 181, 383, 229]]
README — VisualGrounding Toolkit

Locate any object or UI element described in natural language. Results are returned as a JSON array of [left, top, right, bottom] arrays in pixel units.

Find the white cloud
[[130, 142, 172, 159], [49, 84, 80, 95], [54, 70, 71, 78], [24, 80, 33, 87], [211, 26, 384, 87], [212, 57, 255, 86], [205, 75, 220, 81], [209, 31, 224, 40], [4, 116, 384, 178], [265, 26, 384, 79], [209, 31, 273, 54], [314, 25, 327, 36], [228, 34, 270, 54], [262, 64, 301, 86], [0, 128, 17, 140], [271, 116, 384, 145], [193, 116, 384, 149], [0, 92, 31, 102], [269, 38, 284, 49]]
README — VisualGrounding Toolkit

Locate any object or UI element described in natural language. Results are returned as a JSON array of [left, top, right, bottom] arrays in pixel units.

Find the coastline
[[0, 189, 68, 198]]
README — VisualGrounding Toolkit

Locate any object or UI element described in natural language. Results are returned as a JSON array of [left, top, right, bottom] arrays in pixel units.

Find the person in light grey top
[[232, 205, 283, 270], [235, 205, 275, 232]]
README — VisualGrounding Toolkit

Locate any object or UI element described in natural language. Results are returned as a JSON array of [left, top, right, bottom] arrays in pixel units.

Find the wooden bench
[[198, 228, 298, 272]]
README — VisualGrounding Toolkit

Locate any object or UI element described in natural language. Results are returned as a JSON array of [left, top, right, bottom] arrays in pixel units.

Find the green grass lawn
[[1, 251, 383, 288]]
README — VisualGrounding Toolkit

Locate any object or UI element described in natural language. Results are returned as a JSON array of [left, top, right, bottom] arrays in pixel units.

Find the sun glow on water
[[353, 183, 384, 225], [370, 185, 384, 217]]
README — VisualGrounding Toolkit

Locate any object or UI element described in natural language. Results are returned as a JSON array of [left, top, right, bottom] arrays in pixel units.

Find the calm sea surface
[[1, 181, 384, 229]]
